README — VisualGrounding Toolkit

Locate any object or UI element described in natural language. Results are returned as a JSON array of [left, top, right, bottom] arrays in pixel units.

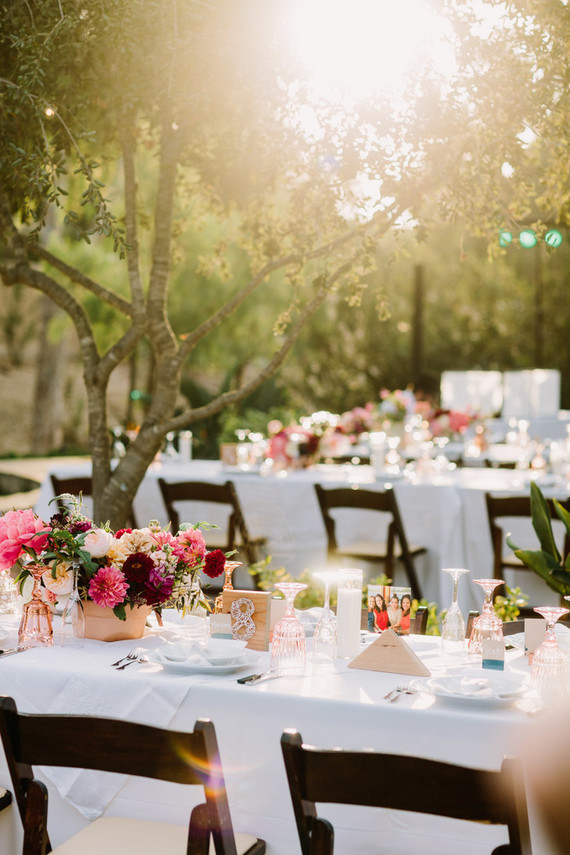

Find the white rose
[[83, 528, 114, 558], [42, 562, 74, 596]]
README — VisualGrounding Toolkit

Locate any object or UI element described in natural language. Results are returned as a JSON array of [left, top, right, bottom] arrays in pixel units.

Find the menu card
[[348, 628, 430, 676]]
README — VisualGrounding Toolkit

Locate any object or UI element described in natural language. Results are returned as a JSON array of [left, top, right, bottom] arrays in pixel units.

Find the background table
[[0, 624, 549, 855], [35, 460, 568, 614]]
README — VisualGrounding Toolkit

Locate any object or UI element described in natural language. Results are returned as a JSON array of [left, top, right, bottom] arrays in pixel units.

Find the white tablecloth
[[0, 619, 550, 855], [35, 460, 569, 614]]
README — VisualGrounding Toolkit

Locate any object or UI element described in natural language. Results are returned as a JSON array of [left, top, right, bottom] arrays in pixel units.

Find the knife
[[237, 671, 293, 685], [0, 648, 28, 658]]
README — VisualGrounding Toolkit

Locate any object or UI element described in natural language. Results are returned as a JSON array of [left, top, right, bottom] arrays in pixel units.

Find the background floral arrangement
[[0, 496, 226, 620], [426, 408, 477, 439]]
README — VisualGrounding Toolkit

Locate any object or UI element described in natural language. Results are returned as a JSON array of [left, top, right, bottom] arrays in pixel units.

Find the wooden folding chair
[[314, 484, 425, 599], [281, 729, 531, 855], [0, 696, 265, 855], [158, 479, 266, 569]]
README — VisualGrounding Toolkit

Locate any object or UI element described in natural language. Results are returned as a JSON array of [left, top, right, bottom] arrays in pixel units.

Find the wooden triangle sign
[[348, 628, 430, 676]]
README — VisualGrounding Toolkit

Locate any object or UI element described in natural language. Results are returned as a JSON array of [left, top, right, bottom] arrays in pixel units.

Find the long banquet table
[[35, 459, 569, 615], [0, 616, 552, 855]]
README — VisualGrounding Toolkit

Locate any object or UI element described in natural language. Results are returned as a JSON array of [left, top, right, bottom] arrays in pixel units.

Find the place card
[[221, 590, 272, 651], [347, 628, 430, 676], [482, 638, 504, 671], [524, 618, 546, 658]]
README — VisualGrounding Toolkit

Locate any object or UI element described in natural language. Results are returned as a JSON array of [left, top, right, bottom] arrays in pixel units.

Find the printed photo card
[[366, 584, 412, 635]]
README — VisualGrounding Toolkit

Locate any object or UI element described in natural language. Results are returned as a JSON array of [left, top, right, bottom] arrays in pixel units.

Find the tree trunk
[[31, 296, 65, 454]]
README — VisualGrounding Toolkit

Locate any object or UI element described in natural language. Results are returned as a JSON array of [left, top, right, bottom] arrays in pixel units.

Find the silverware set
[[384, 683, 414, 703], [111, 648, 149, 670]]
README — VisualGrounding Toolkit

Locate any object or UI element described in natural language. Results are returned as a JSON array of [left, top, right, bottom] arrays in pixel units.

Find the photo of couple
[[367, 585, 412, 635]]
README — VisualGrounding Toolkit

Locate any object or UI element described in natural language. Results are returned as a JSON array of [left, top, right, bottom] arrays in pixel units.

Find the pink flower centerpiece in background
[[1, 495, 226, 621]]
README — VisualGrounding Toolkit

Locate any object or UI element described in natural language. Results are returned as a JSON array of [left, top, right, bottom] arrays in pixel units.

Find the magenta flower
[[143, 570, 174, 606], [173, 528, 206, 566], [0, 509, 51, 570], [123, 552, 155, 584], [203, 549, 226, 579], [88, 566, 129, 608]]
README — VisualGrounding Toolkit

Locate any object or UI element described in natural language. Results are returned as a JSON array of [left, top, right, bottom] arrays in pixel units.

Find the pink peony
[[88, 566, 129, 608], [0, 509, 51, 570], [173, 528, 206, 566]]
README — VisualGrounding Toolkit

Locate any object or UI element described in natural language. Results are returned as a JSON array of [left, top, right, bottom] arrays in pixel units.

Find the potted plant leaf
[[506, 481, 570, 597]]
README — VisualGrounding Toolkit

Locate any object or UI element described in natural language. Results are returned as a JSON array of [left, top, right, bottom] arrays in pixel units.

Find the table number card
[[222, 590, 272, 651], [348, 628, 430, 676], [524, 618, 546, 658]]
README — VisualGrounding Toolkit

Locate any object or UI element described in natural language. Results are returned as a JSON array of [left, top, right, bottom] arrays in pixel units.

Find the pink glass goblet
[[18, 564, 53, 647], [531, 605, 570, 702], [468, 578, 504, 656], [270, 582, 307, 675]]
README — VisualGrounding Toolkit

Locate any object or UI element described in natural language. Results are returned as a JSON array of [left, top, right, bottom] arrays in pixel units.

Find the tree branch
[[33, 245, 134, 316], [119, 121, 145, 317], [178, 200, 401, 360], [0, 262, 99, 370], [160, 251, 364, 433], [97, 324, 145, 385]]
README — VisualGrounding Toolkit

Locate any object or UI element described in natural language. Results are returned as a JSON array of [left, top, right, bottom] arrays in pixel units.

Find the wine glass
[[235, 428, 251, 468], [312, 570, 337, 670], [270, 582, 307, 675], [59, 563, 85, 646], [531, 605, 570, 701], [468, 578, 504, 656], [441, 568, 469, 660]]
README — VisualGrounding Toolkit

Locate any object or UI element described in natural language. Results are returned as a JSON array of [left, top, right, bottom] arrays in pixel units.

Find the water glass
[[270, 582, 307, 675], [312, 571, 337, 671]]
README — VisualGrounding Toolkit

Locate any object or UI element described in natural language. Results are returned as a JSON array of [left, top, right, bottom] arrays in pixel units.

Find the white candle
[[179, 431, 193, 463], [336, 569, 362, 659]]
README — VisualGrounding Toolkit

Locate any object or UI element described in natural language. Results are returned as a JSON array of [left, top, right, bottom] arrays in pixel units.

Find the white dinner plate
[[153, 649, 259, 675], [409, 670, 529, 709]]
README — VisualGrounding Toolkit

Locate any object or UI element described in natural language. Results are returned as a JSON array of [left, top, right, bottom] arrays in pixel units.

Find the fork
[[116, 652, 149, 671], [112, 648, 142, 669], [387, 683, 413, 703]]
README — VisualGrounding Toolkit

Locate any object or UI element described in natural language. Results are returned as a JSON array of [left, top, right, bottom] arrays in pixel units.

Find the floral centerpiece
[[0, 496, 226, 637], [426, 407, 477, 439], [377, 388, 410, 424], [266, 420, 321, 469]]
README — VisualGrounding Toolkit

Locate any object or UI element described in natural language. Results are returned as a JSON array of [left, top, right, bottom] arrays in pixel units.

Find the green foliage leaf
[[530, 480, 561, 562], [512, 546, 566, 595], [113, 604, 127, 621], [554, 499, 570, 543]]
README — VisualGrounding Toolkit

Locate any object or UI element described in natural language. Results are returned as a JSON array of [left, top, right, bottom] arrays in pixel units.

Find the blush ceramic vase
[[82, 601, 152, 642]]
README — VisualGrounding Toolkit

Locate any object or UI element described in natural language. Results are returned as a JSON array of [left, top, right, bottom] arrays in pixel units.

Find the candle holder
[[214, 561, 242, 613], [336, 568, 363, 659]]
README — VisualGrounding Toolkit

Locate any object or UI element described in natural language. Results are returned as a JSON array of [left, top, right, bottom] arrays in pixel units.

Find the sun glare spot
[[283, 0, 456, 105]]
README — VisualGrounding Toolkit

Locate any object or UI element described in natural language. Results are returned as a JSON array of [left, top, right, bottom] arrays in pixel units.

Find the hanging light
[[519, 229, 537, 248], [545, 229, 563, 248]]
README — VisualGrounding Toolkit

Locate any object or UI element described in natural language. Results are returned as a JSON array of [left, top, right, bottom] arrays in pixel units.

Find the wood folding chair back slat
[[281, 729, 531, 855], [50, 475, 139, 529], [0, 696, 265, 855], [314, 484, 424, 599], [158, 478, 266, 570]]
